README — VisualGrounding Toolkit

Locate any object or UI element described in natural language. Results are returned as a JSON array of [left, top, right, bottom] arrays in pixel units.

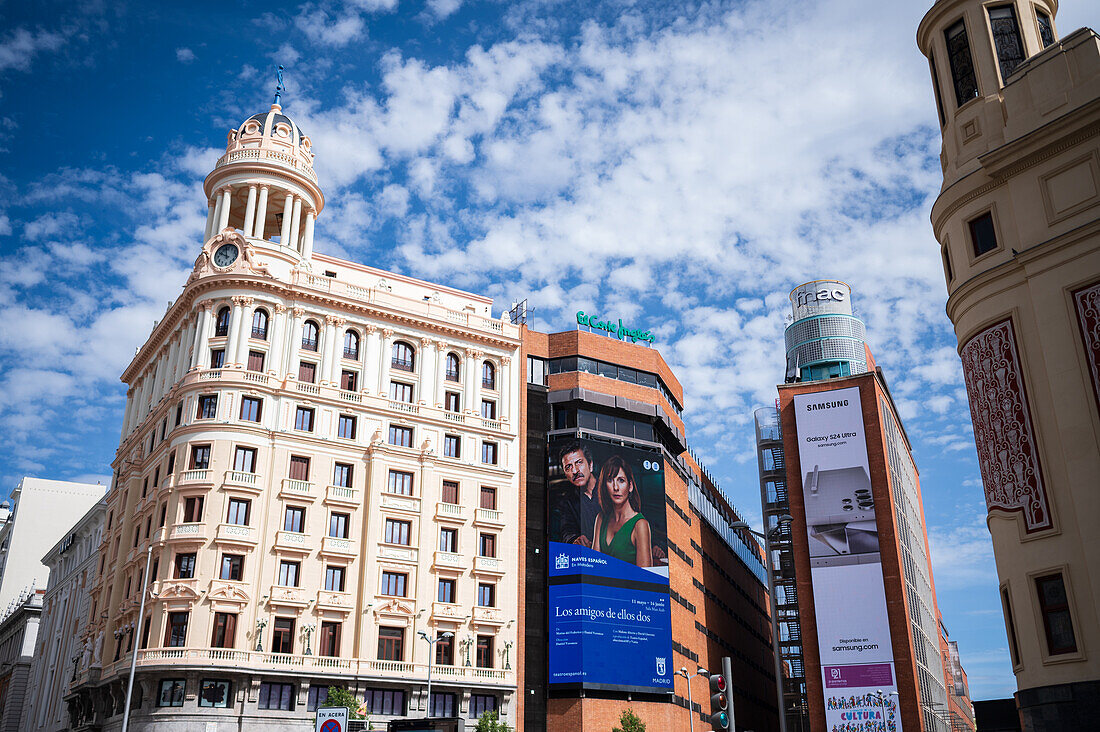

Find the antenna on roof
[[273, 65, 286, 106]]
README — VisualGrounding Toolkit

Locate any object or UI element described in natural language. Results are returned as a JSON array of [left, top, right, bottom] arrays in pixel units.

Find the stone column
[[330, 319, 348, 385], [176, 318, 195, 381], [210, 195, 223, 237], [363, 325, 380, 393], [419, 338, 436, 405], [280, 194, 294, 245], [225, 296, 248, 367], [269, 304, 287, 376], [217, 187, 232, 231], [501, 355, 512, 424], [287, 307, 305, 379], [254, 185, 270, 239], [302, 209, 316, 259], [321, 315, 339, 386], [289, 197, 303, 253], [242, 185, 258, 236], [434, 342, 449, 408], [236, 297, 256, 367], [378, 328, 395, 396], [471, 351, 483, 417], [203, 199, 215, 241], [464, 349, 477, 413], [122, 389, 135, 436], [192, 303, 213, 369], [165, 338, 180, 395]]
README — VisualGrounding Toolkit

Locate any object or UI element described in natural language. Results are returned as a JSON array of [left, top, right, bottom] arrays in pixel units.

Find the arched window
[[214, 307, 231, 337], [251, 309, 269, 340], [302, 320, 319, 351], [343, 330, 360, 360], [445, 353, 460, 381], [482, 361, 496, 390], [391, 341, 415, 372]]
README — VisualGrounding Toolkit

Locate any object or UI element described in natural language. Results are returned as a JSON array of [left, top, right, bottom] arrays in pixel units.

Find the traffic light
[[709, 671, 729, 730]]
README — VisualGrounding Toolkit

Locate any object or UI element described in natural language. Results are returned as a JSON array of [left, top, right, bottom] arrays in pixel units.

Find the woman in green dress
[[592, 455, 653, 567]]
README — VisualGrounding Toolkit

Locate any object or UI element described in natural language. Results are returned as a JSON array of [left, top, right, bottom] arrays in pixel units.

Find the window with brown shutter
[[289, 456, 310, 481]]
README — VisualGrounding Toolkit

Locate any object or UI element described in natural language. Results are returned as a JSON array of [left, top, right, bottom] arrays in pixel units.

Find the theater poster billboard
[[546, 437, 673, 693], [794, 387, 902, 732]]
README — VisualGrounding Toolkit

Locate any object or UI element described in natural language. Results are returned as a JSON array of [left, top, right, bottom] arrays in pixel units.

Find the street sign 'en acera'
[[316, 706, 349, 732]]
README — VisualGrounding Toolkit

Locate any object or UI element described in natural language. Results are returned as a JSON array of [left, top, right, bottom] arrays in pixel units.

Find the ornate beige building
[[918, 1, 1100, 728], [65, 101, 522, 730]]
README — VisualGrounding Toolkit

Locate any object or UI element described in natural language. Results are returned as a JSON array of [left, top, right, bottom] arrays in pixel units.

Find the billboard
[[793, 387, 902, 732], [546, 437, 673, 693]]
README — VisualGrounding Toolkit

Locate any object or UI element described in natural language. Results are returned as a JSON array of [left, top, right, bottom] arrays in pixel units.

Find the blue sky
[[1, 0, 1093, 701]]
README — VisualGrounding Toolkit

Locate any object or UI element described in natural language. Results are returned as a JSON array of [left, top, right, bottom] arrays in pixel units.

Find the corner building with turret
[[918, 1, 1100, 728], [65, 100, 523, 730]]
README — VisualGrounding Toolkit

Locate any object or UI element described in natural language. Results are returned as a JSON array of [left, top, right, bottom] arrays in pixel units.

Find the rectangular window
[[294, 406, 314, 432], [298, 361, 317, 384], [387, 470, 413, 496], [445, 391, 461, 412], [527, 355, 547, 386], [444, 434, 460, 458], [476, 635, 494, 668], [929, 56, 947, 127], [227, 498, 250, 526], [469, 695, 498, 720], [1037, 10, 1055, 48], [220, 554, 243, 581], [189, 442, 210, 464], [319, 621, 341, 657], [209, 349, 225, 369], [989, 5, 1026, 81], [384, 519, 411, 546], [481, 441, 498, 465], [197, 394, 218, 419], [166, 451, 175, 475], [278, 560, 300, 587], [199, 679, 231, 708], [158, 679, 186, 707], [329, 512, 349, 539], [240, 396, 262, 422], [307, 685, 329, 713], [439, 527, 458, 553], [183, 496, 204, 523], [380, 571, 407, 597], [480, 533, 496, 558], [438, 578, 456, 603], [233, 446, 257, 473], [174, 552, 196, 579], [142, 477, 148, 498], [389, 381, 414, 403], [341, 370, 358, 391], [247, 350, 265, 372], [442, 480, 459, 504], [377, 626, 404, 661], [210, 612, 237, 648], [388, 425, 412, 447], [942, 245, 953, 282], [478, 583, 496, 608], [945, 19, 980, 106], [333, 462, 353, 488], [481, 400, 496, 419], [363, 689, 406, 716], [272, 618, 295, 654], [430, 693, 456, 718], [289, 455, 310, 481], [337, 414, 357, 440], [325, 565, 346, 592], [165, 612, 189, 647], [258, 682, 295, 711], [968, 211, 998, 257], [1001, 587, 1021, 666], [174, 402, 183, 426], [480, 486, 497, 510], [435, 632, 454, 666], [284, 506, 306, 533], [1036, 574, 1077, 655]]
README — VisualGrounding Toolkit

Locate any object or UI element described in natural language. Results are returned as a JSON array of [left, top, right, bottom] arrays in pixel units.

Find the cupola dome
[[223, 103, 315, 173]]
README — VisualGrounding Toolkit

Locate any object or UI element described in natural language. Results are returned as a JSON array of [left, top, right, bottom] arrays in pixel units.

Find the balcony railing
[[179, 469, 210, 484], [325, 485, 358, 505], [225, 470, 258, 487], [280, 479, 314, 499], [169, 523, 205, 540], [475, 508, 503, 526], [473, 556, 504, 575], [321, 536, 356, 557], [215, 523, 257, 545], [435, 502, 464, 521]]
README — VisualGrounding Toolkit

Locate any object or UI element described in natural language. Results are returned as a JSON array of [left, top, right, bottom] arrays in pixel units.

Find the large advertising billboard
[[546, 437, 673, 693], [793, 387, 902, 732]]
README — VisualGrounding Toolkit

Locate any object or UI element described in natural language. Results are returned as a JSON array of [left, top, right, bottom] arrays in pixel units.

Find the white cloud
[[295, 7, 366, 47], [427, 0, 462, 19], [176, 47, 196, 63], [0, 27, 65, 73], [23, 211, 79, 240]]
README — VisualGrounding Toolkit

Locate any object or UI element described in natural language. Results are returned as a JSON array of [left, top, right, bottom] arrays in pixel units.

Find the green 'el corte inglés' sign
[[576, 311, 655, 344]]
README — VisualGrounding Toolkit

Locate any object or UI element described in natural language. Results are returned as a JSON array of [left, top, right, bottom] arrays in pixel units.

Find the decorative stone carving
[[274, 304, 287, 314], [187, 229, 272, 283], [960, 318, 1052, 532], [1073, 281, 1100, 417], [292, 307, 305, 318]]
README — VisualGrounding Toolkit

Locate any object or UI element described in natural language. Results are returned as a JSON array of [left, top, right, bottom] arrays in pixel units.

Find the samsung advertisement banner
[[546, 438, 673, 693], [794, 387, 902, 732]]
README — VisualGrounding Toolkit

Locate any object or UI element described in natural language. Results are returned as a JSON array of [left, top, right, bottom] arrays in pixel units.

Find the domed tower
[[918, 2, 1100, 729], [202, 92, 324, 266]]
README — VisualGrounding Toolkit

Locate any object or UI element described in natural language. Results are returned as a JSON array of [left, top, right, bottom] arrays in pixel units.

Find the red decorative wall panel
[[1073, 281, 1100, 417]]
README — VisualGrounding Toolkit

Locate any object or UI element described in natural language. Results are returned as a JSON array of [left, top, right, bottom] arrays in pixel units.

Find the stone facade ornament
[[1073, 281, 1100, 416]]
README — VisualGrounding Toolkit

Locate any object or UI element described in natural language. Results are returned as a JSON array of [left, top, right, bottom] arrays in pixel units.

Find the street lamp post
[[302, 623, 316, 656], [419, 631, 453, 718], [678, 666, 709, 732], [121, 545, 153, 732], [874, 690, 899, 732], [732, 515, 793, 732]]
